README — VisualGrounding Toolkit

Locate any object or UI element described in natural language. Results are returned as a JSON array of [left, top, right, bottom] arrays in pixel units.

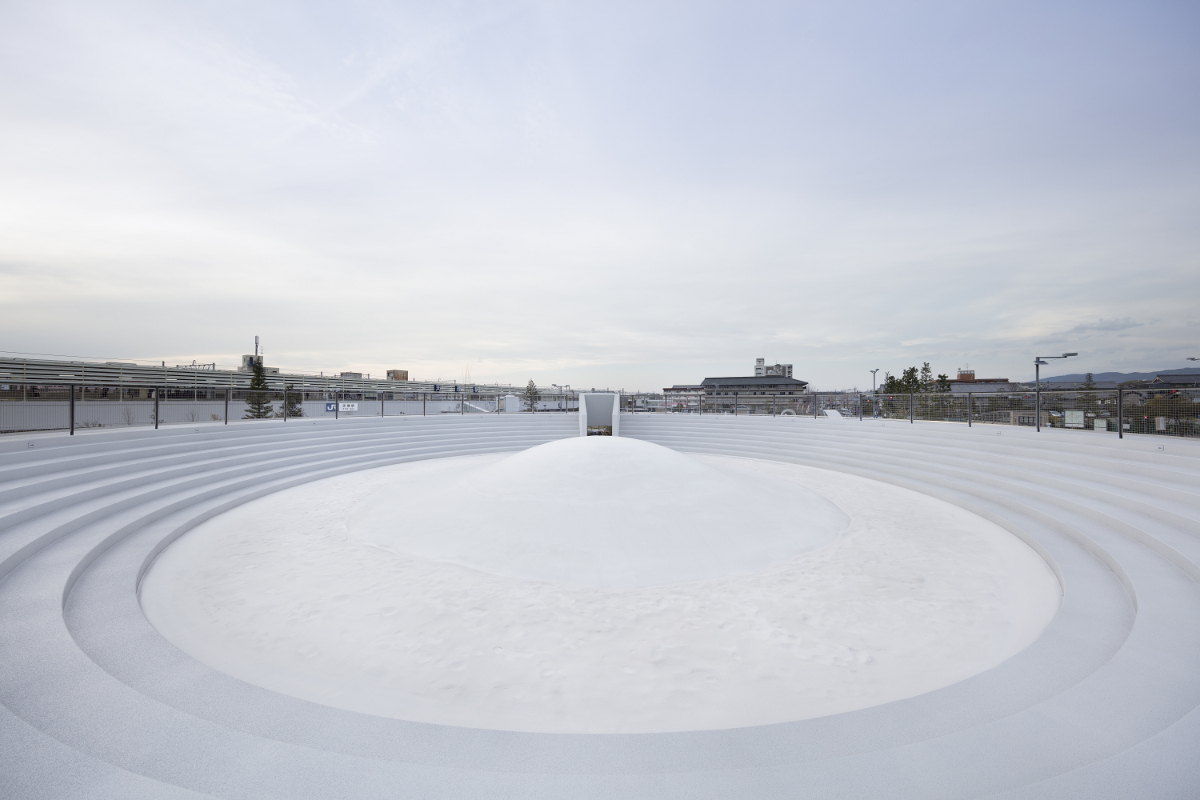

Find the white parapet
[[579, 392, 619, 436]]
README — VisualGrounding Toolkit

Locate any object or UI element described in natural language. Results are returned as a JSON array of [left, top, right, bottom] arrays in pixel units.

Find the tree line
[[879, 363, 952, 394]]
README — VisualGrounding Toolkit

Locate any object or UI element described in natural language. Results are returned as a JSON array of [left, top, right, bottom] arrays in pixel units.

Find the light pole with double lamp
[[1034, 352, 1078, 432]]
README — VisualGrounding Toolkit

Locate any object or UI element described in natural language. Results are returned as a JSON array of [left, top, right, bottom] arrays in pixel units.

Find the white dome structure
[[0, 413, 1198, 798], [343, 435, 847, 588]]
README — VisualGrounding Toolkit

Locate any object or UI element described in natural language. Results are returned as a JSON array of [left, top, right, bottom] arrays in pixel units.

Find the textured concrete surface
[[1, 413, 1198, 798], [137, 444, 1055, 732]]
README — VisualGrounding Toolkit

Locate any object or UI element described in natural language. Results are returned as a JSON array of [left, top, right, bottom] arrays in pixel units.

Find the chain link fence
[[620, 388, 1200, 440], [5, 382, 1197, 441], [0, 383, 578, 435]]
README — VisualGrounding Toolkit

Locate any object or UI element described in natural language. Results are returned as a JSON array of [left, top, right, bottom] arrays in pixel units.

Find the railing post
[[282, 384, 288, 422], [909, 392, 914, 424], [69, 384, 75, 435], [335, 391, 339, 419], [423, 393, 426, 416], [1036, 381, 1041, 433], [814, 393, 819, 419], [154, 387, 160, 429], [1117, 389, 1123, 439], [382, 392, 385, 418], [968, 392, 972, 427], [859, 393, 863, 421], [225, 388, 229, 424]]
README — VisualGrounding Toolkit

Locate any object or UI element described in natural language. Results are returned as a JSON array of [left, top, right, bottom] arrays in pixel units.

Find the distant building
[[702, 376, 809, 412], [1046, 373, 1199, 391], [1041, 379, 1121, 390], [1008, 410, 1050, 427], [239, 354, 279, 375], [754, 358, 793, 378], [703, 376, 808, 395], [947, 369, 1020, 394], [662, 384, 704, 410], [1145, 373, 1200, 388], [387, 369, 409, 381], [340, 372, 363, 379]]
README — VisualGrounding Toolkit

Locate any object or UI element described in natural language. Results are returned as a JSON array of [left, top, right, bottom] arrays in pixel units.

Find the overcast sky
[[1, 1, 1197, 390]]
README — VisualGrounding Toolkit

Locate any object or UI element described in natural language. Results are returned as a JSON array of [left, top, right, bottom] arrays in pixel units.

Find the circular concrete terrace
[[1, 413, 1198, 799]]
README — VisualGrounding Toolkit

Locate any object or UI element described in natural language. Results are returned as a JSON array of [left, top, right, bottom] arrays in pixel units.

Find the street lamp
[[1034, 352, 1078, 432], [870, 369, 879, 392]]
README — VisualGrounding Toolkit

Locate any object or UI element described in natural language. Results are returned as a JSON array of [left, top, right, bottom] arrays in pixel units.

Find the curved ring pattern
[[1, 414, 1198, 799]]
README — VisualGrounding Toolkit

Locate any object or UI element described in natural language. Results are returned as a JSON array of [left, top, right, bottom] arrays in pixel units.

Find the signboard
[[1065, 410, 1085, 429], [340, 402, 358, 412], [325, 402, 336, 413]]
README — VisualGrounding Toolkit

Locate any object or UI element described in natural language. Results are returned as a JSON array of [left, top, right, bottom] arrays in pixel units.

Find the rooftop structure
[[754, 358, 793, 378], [947, 368, 1022, 394], [239, 354, 280, 375]]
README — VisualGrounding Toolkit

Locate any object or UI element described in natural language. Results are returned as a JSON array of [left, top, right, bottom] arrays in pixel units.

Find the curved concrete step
[[0, 414, 1196, 798]]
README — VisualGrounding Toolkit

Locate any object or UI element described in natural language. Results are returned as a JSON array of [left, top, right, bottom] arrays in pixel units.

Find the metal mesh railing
[[0, 384, 579, 435], [1120, 388, 1200, 437], [620, 388, 1200, 440], [5, 383, 1197, 441]]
